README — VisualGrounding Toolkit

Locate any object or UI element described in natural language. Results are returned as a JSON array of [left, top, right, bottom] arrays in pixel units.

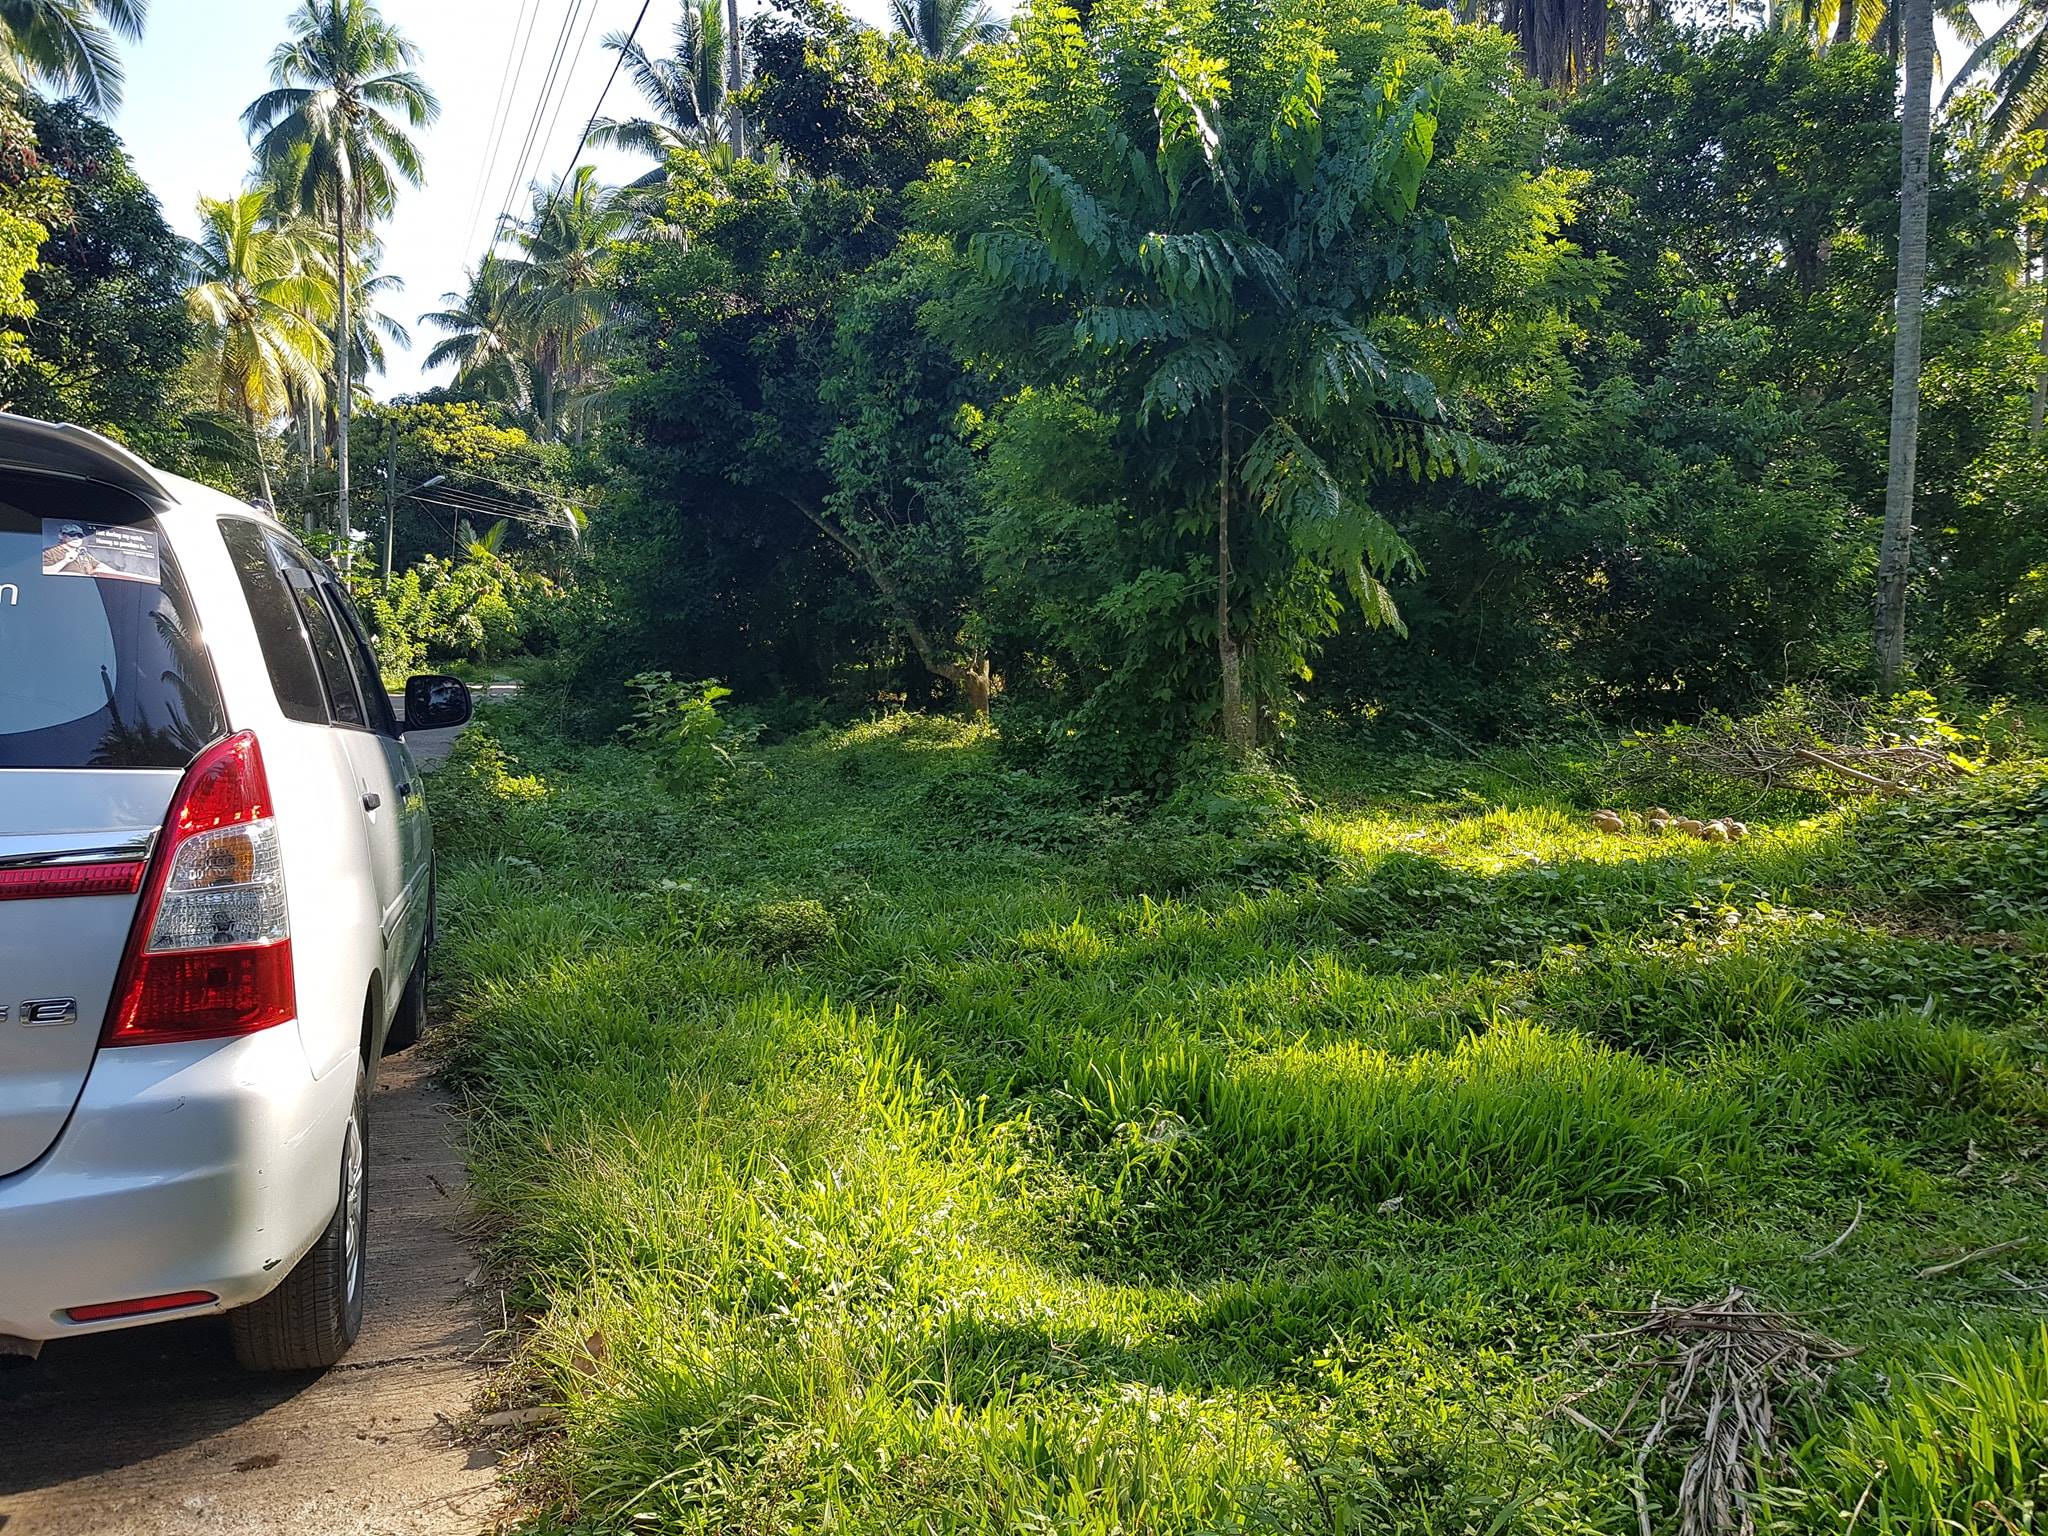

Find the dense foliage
[[565, 3, 2048, 781]]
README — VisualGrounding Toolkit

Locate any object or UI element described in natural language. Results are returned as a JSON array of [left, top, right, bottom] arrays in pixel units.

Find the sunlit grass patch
[[430, 713, 2048, 1534]]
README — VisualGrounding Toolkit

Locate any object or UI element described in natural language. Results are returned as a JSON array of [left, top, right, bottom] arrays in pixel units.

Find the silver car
[[0, 415, 470, 1370]]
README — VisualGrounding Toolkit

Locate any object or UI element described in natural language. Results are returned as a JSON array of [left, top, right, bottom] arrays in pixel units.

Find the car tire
[[230, 1063, 368, 1371]]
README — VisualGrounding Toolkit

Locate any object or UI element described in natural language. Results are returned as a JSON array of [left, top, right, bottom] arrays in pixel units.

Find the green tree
[[590, 0, 734, 172], [421, 258, 531, 416], [0, 98, 193, 463], [497, 166, 633, 442], [243, 0, 438, 567], [888, 0, 1004, 61], [186, 189, 332, 507], [0, 0, 146, 113], [929, 0, 1575, 765]]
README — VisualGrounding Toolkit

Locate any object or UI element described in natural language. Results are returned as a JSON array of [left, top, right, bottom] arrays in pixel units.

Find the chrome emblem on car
[[19, 999, 77, 1027]]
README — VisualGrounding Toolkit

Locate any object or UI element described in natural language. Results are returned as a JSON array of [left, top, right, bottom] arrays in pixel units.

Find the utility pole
[[383, 416, 398, 587]]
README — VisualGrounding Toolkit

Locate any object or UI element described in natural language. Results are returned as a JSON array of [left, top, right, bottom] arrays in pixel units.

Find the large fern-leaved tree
[[936, 0, 1562, 752]]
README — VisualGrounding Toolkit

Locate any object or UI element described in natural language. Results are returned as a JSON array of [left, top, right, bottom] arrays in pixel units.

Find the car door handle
[[361, 792, 381, 812]]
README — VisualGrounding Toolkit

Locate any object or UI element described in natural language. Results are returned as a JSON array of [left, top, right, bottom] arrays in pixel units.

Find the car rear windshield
[[0, 473, 223, 768]]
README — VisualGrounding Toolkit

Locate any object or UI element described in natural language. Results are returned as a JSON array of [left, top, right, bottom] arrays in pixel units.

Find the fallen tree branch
[[1802, 1201, 1863, 1262]]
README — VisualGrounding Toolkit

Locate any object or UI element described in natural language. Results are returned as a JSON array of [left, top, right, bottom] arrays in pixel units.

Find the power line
[[536, 0, 617, 201], [548, 0, 655, 204], [486, 0, 595, 259], [462, 0, 542, 261]]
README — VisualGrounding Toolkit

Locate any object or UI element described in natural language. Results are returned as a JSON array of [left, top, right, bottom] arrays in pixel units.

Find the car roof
[[0, 411, 173, 505], [0, 410, 294, 535]]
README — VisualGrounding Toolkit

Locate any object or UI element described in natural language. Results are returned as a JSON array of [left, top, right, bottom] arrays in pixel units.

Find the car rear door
[[0, 474, 226, 1177]]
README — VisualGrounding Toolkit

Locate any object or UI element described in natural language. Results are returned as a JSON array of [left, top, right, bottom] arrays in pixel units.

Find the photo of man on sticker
[[40, 518, 160, 583]]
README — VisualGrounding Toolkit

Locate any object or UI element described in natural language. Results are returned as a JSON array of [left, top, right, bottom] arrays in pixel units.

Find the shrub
[[743, 898, 838, 958], [617, 673, 761, 797]]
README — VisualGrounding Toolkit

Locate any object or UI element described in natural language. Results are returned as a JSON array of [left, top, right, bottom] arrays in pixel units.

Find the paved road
[[0, 1054, 496, 1536]]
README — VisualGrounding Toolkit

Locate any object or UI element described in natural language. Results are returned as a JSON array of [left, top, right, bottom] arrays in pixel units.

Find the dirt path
[[0, 1053, 497, 1536]]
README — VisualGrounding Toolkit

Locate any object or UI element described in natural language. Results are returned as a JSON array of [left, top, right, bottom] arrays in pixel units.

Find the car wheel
[[230, 1063, 368, 1371]]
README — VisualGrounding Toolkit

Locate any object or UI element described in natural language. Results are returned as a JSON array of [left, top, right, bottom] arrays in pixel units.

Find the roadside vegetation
[[431, 693, 2048, 1533]]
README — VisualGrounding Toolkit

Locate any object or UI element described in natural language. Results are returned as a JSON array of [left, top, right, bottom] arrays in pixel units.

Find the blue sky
[[116, 0, 897, 397]]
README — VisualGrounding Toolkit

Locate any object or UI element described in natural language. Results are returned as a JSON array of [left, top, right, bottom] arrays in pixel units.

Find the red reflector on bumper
[[65, 1290, 218, 1324], [0, 861, 145, 901]]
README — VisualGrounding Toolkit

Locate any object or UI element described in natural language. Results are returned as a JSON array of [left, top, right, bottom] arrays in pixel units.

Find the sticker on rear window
[[41, 518, 160, 584]]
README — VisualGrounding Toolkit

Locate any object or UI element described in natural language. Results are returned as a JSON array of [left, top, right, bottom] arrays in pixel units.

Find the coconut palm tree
[[1944, 0, 2048, 429], [888, 0, 1004, 60], [185, 189, 331, 508], [589, 0, 733, 173], [498, 168, 634, 441], [421, 259, 532, 414], [243, 0, 437, 567], [0, 0, 147, 113]]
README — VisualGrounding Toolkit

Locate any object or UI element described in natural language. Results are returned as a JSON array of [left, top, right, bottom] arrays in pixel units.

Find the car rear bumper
[[0, 1027, 350, 1341]]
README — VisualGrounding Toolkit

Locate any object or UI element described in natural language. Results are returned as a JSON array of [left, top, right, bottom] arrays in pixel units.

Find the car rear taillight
[[103, 731, 295, 1046]]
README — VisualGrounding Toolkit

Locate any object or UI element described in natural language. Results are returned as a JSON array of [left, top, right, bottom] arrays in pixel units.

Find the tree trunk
[[247, 407, 274, 510], [783, 493, 993, 719], [1875, 0, 1932, 696], [2031, 230, 2047, 436], [725, 0, 745, 159], [334, 176, 353, 570], [1830, 0, 1857, 47], [1216, 387, 1251, 753]]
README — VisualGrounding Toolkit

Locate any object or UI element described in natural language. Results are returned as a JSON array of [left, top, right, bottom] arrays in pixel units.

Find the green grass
[[428, 709, 2048, 1534]]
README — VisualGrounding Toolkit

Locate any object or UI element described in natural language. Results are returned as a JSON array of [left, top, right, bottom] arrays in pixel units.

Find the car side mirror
[[403, 674, 472, 733]]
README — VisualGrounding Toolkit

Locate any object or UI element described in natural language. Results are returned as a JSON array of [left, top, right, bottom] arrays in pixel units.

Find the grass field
[[429, 705, 2048, 1534]]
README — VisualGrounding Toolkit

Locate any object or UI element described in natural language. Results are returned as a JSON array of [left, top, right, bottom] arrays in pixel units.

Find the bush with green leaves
[[616, 672, 761, 796], [923, 0, 1586, 778], [350, 549, 565, 683]]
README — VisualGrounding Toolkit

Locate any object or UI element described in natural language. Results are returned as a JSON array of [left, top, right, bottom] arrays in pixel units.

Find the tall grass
[[430, 712, 2048, 1534]]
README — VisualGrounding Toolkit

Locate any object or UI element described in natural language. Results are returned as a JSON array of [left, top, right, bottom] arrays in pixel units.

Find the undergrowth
[[428, 706, 2048, 1534]]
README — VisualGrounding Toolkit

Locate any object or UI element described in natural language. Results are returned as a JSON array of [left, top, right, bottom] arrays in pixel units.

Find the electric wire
[[462, 0, 541, 260], [484, 0, 594, 261], [535, 0, 617, 202], [547, 0, 655, 204]]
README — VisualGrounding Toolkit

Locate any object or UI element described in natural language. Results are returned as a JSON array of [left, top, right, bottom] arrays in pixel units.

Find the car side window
[[275, 549, 366, 729], [320, 580, 399, 737], [219, 518, 327, 726]]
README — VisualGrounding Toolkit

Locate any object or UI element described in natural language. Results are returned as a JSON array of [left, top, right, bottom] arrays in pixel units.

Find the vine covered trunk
[[1875, 0, 1932, 694], [1216, 387, 1251, 753]]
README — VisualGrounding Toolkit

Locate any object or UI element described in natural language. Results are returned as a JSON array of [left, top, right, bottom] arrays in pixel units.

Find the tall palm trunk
[[247, 405, 276, 509], [2031, 228, 2048, 436], [1217, 386, 1250, 753], [1875, 0, 1933, 694], [334, 175, 354, 568], [725, 0, 744, 157]]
